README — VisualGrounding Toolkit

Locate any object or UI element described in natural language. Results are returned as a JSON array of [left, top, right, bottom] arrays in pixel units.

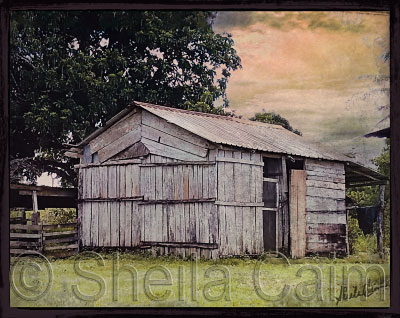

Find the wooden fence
[[10, 219, 79, 257]]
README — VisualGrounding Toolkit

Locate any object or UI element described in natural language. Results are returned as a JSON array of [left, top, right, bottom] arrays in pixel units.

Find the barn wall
[[78, 156, 218, 258], [304, 159, 347, 255], [215, 148, 264, 256]]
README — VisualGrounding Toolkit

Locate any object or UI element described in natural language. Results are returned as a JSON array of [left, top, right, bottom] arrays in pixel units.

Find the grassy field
[[10, 252, 390, 308]]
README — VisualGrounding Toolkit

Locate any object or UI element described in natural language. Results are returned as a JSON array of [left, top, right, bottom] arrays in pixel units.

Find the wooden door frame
[[262, 171, 280, 252]]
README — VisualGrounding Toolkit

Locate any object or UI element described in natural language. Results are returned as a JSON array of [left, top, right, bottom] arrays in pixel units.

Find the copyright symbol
[[10, 251, 53, 301]]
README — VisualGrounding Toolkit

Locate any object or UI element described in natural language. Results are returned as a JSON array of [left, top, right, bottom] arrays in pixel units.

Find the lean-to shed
[[66, 101, 387, 258]]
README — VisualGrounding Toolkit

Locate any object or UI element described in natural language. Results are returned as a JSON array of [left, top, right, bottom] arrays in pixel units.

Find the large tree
[[10, 11, 241, 185], [249, 111, 302, 135]]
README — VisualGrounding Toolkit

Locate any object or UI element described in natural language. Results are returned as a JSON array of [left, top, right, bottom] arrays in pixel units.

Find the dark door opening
[[262, 157, 281, 252]]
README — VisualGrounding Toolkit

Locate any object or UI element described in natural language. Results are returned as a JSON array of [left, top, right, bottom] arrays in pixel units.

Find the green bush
[[348, 214, 378, 255]]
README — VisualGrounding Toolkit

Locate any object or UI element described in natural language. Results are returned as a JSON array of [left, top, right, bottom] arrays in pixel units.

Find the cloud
[[213, 11, 389, 167], [214, 11, 384, 34]]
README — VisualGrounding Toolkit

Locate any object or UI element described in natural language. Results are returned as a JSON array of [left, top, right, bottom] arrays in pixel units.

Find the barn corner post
[[377, 184, 386, 258]]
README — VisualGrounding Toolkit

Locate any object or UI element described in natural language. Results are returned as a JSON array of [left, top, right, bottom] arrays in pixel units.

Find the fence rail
[[10, 218, 79, 256]]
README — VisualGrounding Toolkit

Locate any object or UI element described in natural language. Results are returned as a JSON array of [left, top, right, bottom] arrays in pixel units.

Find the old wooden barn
[[66, 101, 387, 258]]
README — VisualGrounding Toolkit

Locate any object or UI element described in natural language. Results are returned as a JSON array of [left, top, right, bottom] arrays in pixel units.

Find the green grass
[[10, 252, 390, 308]]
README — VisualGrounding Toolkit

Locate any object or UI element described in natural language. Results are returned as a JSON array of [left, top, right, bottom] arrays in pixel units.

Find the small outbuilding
[[66, 101, 387, 258]]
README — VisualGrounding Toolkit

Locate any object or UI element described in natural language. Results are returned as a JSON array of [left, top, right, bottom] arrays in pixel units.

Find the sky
[[213, 11, 389, 168], [37, 11, 389, 186]]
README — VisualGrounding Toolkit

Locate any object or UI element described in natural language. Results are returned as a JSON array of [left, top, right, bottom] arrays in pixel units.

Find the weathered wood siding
[[304, 159, 347, 254], [79, 155, 218, 258], [215, 148, 264, 256]]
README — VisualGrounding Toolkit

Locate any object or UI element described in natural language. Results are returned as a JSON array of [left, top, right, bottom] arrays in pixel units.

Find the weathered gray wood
[[306, 211, 347, 224], [215, 201, 264, 207], [98, 126, 141, 163], [32, 191, 38, 217], [306, 174, 345, 183], [306, 187, 345, 200], [189, 203, 196, 242], [90, 167, 100, 198], [89, 111, 141, 154], [83, 145, 92, 163], [44, 243, 79, 251], [74, 159, 141, 168], [131, 164, 140, 197], [255, 207, 264, 253], [142, 137, 206, 162], [42, 230, 77, 237], [306, 170, 345, 178], [289, 170, 306, 258], [305, 159, 344, 170], [184, 204, 190, 243], [119, 201, 126, 246], [111, 141, 149, 160], [110, 202, 119, 246], [218, 205, 227, 255], [242, 207, 251, 254], [139, 161, 215, 167], [305, 164, 345, 175], [142, 125, 208, 157], [10, 233, 41, 239], [306, 223, 346, 234], [140, 241, 218, 249], [97, 202, 105, 246], [142, 110, 209, 148], [306, 179, 345, 190], [217, 155, 225, 202], [130, 202, 139, 246], [10, 224, 40, 231], [107, 165, 117, 198], [255, 166, 263, 203], [91, 202, 99, 246], [306, 196, 346, 212], [81, 202, 91, 246], [216, 156, 264, 166], [209, 164, 216, 199], [235, 206, 243, 255], [164, 165, 174, 200], [149, 166, 156, 200]]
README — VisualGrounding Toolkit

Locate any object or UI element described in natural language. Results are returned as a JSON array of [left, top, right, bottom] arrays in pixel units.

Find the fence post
[[31, 190, 40, 225], [40, 221, 44, 253]]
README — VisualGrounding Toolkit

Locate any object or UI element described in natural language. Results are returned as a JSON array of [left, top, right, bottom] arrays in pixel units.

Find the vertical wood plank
[[218, 206, 226, 255], [289, 170, 306, 257], [235, 206, 243, 255], [119, 202, 126, 247], [132, 164, 140, 197], [132, 202, 140, 246], [156, 204, 163, 241], [242, 207, 250, 254], [78, 169, 84, 246], [209, 164, 216, 199]]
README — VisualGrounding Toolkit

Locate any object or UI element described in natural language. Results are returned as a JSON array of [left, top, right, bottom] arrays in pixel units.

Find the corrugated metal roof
[[134, 101, 351, 162]]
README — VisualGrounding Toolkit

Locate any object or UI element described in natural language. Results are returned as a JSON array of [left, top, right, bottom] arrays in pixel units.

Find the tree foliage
[[249, 111, 302, 135], [10, 11, 241, 185]]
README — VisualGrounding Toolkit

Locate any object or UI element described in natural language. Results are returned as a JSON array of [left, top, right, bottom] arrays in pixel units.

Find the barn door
[[263, 177, 279, 251], [289, 170, 306, 257]]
